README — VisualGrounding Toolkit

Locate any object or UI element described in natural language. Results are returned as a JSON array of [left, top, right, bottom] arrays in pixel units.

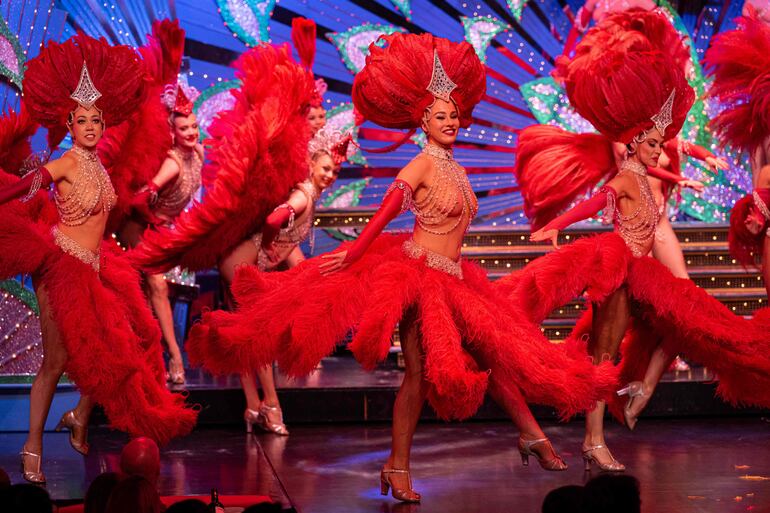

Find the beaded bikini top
[[54, 146, 116, 226], [603, 160, 661, 257], [155, 147, 202, 219], [274, 180, 318, 246], [388, 144, 477, 235]]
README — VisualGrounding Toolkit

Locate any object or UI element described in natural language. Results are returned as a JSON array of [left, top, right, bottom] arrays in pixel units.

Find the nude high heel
[[255, 404, 289, 436], [380, 468, 420, 503], [518, 437, 568, 471], [20, 449, 46, 484], [244, 408, 261, 434], [55, 410, 89, 455], [582, 443, 625, 472], [617, 381, 650, 431]]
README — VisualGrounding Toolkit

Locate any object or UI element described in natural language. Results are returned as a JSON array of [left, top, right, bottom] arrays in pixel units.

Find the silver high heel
[[255, 404, 289, 436], [582, 443, 625, 472], [617, 381, 649, 431], [380, 468, 420, 503], [244, 408, 261, 434], [20, 449, 46, 484]]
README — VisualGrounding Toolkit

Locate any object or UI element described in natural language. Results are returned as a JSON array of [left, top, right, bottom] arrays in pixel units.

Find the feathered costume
[[97, 19, 186, 233], [505, 13, 770, 424], [186, 33, 618, 423], [131, 43, 315, 274], [0, 33, 195, 444], [704, 14, 770, 266], [516, 10, 715, 230]]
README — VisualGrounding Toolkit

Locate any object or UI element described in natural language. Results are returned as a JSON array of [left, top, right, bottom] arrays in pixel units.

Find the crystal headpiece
[[70, 62, 102, 110], [308, 127, 353, 165], [650, 89, 675, 135], [161, 82, 198, 117], [426, 50, 457, 103]]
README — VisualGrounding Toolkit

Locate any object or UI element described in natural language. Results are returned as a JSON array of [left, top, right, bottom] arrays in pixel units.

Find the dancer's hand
[[319, 250, 349, 275], [262, 243, 281, 266], [530, 228, 560, 249], [745, 212, 765, 235], [679, 179, 705, 193], [705, 156, 729, 172]]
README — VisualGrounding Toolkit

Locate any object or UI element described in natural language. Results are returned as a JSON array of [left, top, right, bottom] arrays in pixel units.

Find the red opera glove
[[541, 187, 616, 232], [647, 166, 686, 184], [261, 204, 295, 249], [0, 167, 53, 205], [680, 141, 715, 161], [343, 179, 413, 264], [131, 182, 162, 224]]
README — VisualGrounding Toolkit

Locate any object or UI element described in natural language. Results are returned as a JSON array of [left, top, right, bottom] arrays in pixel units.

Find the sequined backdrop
[[0, 0, 749, 374]]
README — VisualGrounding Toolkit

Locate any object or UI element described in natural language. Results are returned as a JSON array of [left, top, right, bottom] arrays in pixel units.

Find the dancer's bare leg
[[146, 273, 185, 380], [220, 240, 284, 424], [24, 284, 67, 469], [385, 307, 429, 495], [585, 286, 629, 467], [487, 378, 565, 467], [121, 220, 184, 380]]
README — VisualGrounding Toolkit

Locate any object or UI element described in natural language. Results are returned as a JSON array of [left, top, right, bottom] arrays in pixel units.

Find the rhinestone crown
[[70, 62, 102, 110], [650, 89, 675, 135], [426, 50, 457, 103]]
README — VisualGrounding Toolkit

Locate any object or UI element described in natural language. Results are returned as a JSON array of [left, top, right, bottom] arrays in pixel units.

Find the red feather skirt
[[187, 234, 618, 421], [0, 211, 196, 445], [497, 232, 770, 424]]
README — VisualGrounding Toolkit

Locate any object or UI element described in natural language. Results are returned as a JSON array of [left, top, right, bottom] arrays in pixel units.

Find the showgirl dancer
[[705, 11, 770, 295], [132, 43, 325, 436], [518, 10, 725, 386], [0, 34, 196, 483], [514, 14, 770, 470], [187, 33, 619, 503], [98, 20, 197, 385]]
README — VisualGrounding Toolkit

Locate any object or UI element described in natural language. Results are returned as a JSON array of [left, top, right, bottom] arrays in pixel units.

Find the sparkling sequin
[[402, 239, 463, 279], [253, 180, 318, 270], [52, 226, 100, 272], [412, 144, 478, 235], [608, 160, 661, 257], [55, 146, 116, 226], [155, 148, 202, 219]]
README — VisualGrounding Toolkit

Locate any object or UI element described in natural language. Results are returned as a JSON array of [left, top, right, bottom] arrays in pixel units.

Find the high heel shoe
[[55, 410, 89, 455], [380, 468, 420, 503], [244, 408, 261, 434], [582, 444, 625, 472], [167, 357, 186, 385], [255, 404, 289, 436], [20, 449, 46, 484], [617, 381, 650, 431], [518, 437, 568, 471]]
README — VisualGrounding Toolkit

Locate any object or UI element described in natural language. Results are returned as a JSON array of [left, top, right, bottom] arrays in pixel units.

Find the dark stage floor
[[2, 418, 770, 513]]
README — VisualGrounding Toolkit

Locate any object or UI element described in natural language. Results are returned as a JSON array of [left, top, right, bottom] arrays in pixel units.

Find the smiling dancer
[[186, 32, 619, 503], [0, 34, 196, 483]]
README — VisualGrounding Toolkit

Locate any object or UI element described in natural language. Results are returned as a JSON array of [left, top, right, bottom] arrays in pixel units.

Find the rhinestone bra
[[54, 146, 116, 226], [155, 148, 202, 219], [605, 160, 661, 257], [254, 180, 318, 270], [408, 144, 477, 235]]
